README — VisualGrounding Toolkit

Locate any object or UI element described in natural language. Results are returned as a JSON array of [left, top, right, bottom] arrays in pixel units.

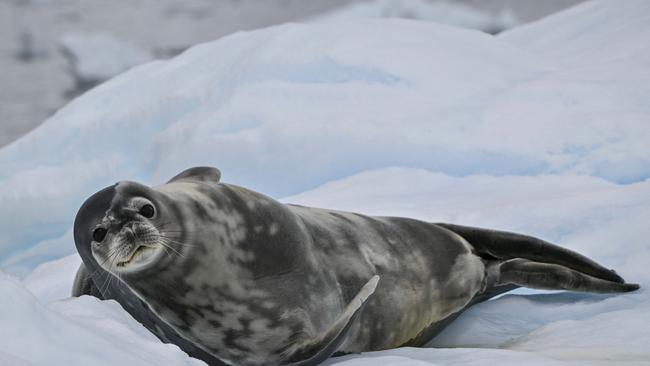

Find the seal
[[72, 167, 639, 366]]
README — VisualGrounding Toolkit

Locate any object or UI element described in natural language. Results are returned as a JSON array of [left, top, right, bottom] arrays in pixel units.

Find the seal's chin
[[116, 244, 160, 269], [105, 242, 166, 275], [110, 243, 164, 274]]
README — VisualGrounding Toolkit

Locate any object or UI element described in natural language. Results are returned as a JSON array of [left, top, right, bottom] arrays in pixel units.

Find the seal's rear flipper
[[437, 223, 625, 284], [495, 259, 640, 293], [282, 275, 380, 366]]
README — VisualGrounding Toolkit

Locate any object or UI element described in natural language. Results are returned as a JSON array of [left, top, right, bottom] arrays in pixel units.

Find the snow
[[500, 0, 650, 68], [0, 260, 204, 366], [0, 0, 359, 147], [0, 0, 649, 365], [0, 18, 552, 274], [312, 0, 519, 33], [2, 0, 649, 275]]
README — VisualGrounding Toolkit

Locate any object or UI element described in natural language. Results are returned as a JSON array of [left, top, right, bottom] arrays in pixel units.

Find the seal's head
[[76, 180, 185, 277], [89, 183, 167, 275], [74, 167, 221, 279]]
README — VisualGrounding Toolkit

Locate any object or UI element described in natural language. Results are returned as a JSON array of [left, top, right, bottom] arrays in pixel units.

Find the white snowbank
[[324, 347, 597, 366], [0, 259, 204, 366], [500, 0, 650, 68], [312, 0, 519, 33], [1, 0, 649, 275], [0, 0, 649, 365]]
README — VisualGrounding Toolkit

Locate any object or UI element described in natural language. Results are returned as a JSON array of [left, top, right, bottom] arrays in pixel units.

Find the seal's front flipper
[[282, 275, 380, 366], [71, 263, 104, 299], [495, 259, 639, 293]]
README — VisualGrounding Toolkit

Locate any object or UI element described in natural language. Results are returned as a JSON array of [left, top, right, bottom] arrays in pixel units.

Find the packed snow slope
[[312, 0, 519, 33], [1, 0, 649, 275], [0, 0, 649, 365]]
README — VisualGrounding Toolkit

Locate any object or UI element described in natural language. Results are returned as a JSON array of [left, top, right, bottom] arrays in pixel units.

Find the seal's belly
[[346, 248, 485, 351], [293, 208, 486, 352]]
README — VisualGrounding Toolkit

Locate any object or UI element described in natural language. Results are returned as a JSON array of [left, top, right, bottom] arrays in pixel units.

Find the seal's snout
[[122, 221, 139, 233], [123, 226, 136, 242]]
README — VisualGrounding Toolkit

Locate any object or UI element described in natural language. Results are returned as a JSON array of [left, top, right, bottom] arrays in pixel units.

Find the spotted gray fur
[[72, 167, 639, 366]]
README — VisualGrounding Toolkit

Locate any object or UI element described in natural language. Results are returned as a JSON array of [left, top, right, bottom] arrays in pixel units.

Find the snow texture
[[0, 0, 358, 148], [0, 256, 204, 366], [0, 0, 649, 365], [2, 0, 649, 275], [0, 0, 528, 149], [313, 0, 519, 33]]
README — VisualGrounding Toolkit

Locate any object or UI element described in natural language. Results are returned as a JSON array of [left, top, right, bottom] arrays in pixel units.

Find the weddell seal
[[72, 167, 639, 366]]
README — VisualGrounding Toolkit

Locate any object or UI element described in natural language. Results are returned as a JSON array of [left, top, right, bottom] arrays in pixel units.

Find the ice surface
[[1, 0, 649, 274], [500, 0, 650, 68], [312, 0, 519, 33], [0, 19, 541, 274], [0, 0, 649, 365], [0, 0, 359, 147], [0, 262, 205, 366]]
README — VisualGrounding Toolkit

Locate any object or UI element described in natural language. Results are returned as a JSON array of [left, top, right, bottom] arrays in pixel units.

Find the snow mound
[[0, 259, 205, 366], [1, 0, 649, 274], [500, 0, 650, 68], [312, 0, 519, 33], [0, 1, 649, 364]]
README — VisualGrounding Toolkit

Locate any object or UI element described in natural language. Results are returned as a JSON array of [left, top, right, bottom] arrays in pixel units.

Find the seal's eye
[[140, 204, 155, 218], [93, 228, 107, 242]]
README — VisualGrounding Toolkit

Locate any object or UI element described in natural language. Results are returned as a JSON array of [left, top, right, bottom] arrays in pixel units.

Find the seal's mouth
[[116, 245, 158, 267]]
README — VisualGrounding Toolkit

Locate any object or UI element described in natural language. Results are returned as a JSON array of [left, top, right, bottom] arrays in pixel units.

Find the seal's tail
[[437, 223, 639, 293]]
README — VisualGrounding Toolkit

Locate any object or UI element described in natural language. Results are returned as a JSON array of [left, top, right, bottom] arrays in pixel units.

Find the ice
[[0, 19, 547, 274], [500, 0, 650, 68], [0, 257, 206, 366], [0, 0, 366, 148], [23, 252, 80, 304], [312, 0, 519, 33], [2, 0, 649, 273], [324, 347, 587, 366], [0, 0, 649, 365]]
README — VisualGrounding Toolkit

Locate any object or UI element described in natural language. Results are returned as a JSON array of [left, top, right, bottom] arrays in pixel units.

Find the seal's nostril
[[124, 227, 134, 238]]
